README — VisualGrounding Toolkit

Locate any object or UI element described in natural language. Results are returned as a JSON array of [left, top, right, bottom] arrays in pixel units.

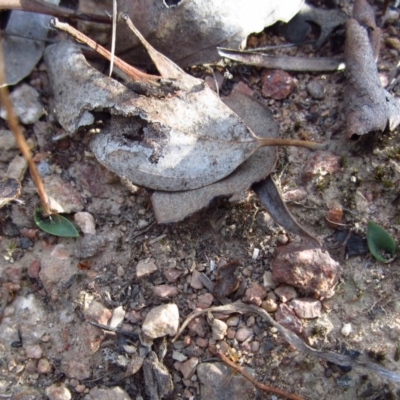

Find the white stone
[[341, 323, 352, 337], [74, 212, 96, 234], [0, 84, 44, 124], [142, 304, 179, 339], [212, 319, 227, 340]]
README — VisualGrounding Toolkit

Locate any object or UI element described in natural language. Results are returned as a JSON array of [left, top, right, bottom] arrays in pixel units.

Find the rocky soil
[[1, 1, 400, 399]]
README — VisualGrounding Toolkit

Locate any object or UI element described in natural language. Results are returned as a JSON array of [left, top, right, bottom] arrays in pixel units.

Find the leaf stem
[[259, 138, 325, 150]]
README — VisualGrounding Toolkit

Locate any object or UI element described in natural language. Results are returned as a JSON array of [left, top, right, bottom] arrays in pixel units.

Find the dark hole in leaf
[[163, 0, 182, 8]]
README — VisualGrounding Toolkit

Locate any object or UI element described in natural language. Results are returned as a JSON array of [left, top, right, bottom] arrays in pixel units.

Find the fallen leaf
[[34, 209, 80, 238], [46, 18, 322, 193], [213, 260, 241, 298], [282, 2, 348, 48], [1, 6, 59, 87], [116, 0, 304, 67], [343, 1, 400, 139], [253, 176, 321, 248], [367, 221, 396, 263], [151, 89, 279, 223]]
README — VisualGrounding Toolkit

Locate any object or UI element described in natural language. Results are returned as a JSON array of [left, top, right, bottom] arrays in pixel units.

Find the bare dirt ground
[[0, 1, 400, 399]]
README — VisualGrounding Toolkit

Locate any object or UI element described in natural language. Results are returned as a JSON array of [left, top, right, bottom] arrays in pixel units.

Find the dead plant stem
[[217, 350, 304, 400], [51, 18, 158, 85], [0, 0, 111, 24], [0, 36, 51, 216]]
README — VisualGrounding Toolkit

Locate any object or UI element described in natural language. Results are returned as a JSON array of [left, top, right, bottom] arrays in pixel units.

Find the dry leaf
[[116, 0, 304, 68], [283, 2, 348, 48], [151, 89, 279, 223], [344, 2, 400, 139], [46, 18, 321, 193], [253, 177, 321, 247], [1, 7, 59, 87]]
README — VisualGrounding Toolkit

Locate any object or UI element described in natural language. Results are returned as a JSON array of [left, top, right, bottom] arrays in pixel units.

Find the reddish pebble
[[26, 344, 43, 359], [291, 298, 322, 319], [164, 269, 182, 283], [243, 282, 267, 306], [282, 187, 307, 202], [235, 327, 253, 342], [125, 310, 142, 323], [195, 337, 209, 348], [226, 327, 236, 339], [274, 285, 298, 303], [197, 293, 214, 309], [275, 303, 303, 334], [302, 151, 340, 181], [28, 260, 41, 279], [188, 316, 208, 337], [261, 69, 297, 100], [325, 208, 343, 229], [20, 228, 38, 239], [153, 285, 179, 298]]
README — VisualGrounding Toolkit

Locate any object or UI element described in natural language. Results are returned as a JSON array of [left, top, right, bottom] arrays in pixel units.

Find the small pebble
[[235, 327, 253, 342], [226, 315, 240, 326], [38, 358, 52, 374], [263, 271, 276, 289], [74, 212, 96, 234], [261, 69, 297, 100], [153, 285, 179, 298], [212, 319, 228, 340], [341, 323, 352, 337], [172, 351, 188, 362], [26, 344, 43, 359], [274, 285, 298, 303], [142, 303, 180, 339], [28, 260, 41, 279], [251, 341, 260, 352], [45, 384, 71, 400], [306, 80, 325, 99], [0, 84, 44, 124], [195, 337, 208, 348], [175, 357, 199, 380], [136, 258, 158, 278], [262, 298, 278, 313]]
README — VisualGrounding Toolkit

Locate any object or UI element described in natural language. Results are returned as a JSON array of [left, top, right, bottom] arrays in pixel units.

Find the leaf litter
[[47, 16, 323, 194], [2, 1, 400, 398]]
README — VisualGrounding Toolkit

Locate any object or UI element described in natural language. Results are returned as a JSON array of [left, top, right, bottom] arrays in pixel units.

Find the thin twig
[[0, 0, 111, 24], [51, 18, 158, 85], [109, 0, 117, 77], [0, 35, 51, 216], [217, 350, 304, 400]]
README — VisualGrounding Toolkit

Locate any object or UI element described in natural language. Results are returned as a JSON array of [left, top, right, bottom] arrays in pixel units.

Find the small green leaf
[[34, 208, 80, 238], [367, 221, 396, 263]]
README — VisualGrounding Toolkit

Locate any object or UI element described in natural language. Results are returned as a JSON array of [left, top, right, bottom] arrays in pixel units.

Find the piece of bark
[[343, 18, 400, 139]]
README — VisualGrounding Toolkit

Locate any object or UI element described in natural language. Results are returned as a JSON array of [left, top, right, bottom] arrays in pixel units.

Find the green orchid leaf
[[34, 208, 80, 238], [367, 221, 396, 263]]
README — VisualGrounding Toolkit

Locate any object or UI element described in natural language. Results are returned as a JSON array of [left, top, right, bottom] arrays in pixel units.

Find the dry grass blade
[[0, 34, 50, 216]]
